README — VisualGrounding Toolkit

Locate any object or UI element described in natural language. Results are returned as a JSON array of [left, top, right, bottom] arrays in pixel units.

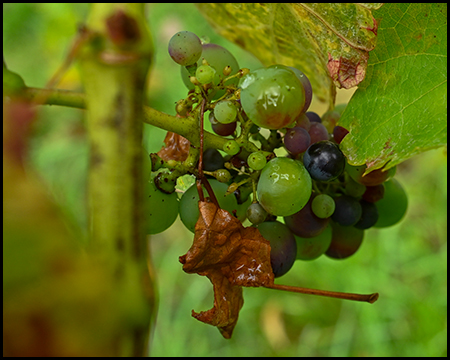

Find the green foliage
[[196, 3, 382, 104], [339, 3, 447, 170], [2, 3, 447, 357]]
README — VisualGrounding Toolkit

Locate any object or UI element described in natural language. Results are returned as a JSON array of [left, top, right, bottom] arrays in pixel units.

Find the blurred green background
[[3, 3, 447, 357]]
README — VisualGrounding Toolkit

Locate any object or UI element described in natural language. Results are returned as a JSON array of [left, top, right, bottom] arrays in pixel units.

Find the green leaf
[[339, 3, 447, 171], [196, 3, 382, 105]]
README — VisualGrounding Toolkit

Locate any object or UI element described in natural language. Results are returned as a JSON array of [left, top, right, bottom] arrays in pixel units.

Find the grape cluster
[[146, 31, 408, 279]]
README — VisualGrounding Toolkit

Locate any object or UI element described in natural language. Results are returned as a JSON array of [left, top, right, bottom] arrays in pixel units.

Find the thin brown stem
[[264, 283, 379, 304]]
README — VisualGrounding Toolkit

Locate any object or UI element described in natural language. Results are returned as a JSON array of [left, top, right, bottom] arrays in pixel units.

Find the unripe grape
[[168, 31, 202, 66], [214, 100, 237, 124], [247, 151, 267, 171], [196, 64, 216, 84], [223, 140, 240, 155]]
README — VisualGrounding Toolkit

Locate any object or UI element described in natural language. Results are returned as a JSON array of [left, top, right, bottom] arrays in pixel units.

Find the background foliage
[[3, 3, 447, 356]]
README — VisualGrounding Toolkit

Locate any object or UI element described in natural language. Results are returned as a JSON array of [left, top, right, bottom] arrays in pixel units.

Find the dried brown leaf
[[157, 131, 190, 162], [179, 201, 274, 338]]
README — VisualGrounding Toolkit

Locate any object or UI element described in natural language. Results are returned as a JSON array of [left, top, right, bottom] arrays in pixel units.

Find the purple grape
[[332, 125, 349, 144], [257, 221, 297, 278], [305, 111, 321, 123], [331, 195, 362, 226], [308, 122, 329, 144], [284, 194, 329, 238], [212, 121, 237, 136], [284, 126, 311, 155]]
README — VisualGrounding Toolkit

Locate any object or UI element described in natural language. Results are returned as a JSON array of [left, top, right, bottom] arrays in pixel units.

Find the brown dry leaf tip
[[179, 201, 274, 338], [157, 131, 190, 162]]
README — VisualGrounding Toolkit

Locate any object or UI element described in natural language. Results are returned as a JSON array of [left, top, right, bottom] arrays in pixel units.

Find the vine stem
[[264, 283, 379, 304]]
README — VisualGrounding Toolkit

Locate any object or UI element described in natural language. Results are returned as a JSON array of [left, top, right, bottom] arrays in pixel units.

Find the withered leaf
[[179, 201, 274, 339], [157, 131, 190, 162]]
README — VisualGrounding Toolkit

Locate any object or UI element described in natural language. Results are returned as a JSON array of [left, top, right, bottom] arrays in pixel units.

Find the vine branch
[[24, 86, 228, 151]]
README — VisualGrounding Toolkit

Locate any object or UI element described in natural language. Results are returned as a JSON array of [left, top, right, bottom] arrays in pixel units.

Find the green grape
[[168, 31, 202, 66], [179, 179, 250, 233], [239, 65, 305, 130], [143, 170, 179, 235], [311, 194, 335, 218], [257, 157, 312, 216], [181, 43, 239, 99], [214, 100, 237, 124], [374, 178, 408, 228], [345, 176, 366, 198], [246, 202, 267, 225], [213, 169, 231, 183], [295, 224, 332, 260], [196, 64, 216, 84], [247, 151, 267, 171], [223, 140, 240, 155]]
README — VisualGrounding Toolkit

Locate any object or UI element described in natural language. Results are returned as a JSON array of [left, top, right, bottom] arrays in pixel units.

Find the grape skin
[[257, 221, 297, 278], [168, 31, 202, 66], [239, 65, 305, 130], [257, 157, 312, 217]]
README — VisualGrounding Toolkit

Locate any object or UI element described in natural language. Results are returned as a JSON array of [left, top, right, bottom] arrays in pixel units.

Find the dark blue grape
[[303, 140, 345, 181], [257, 221, 297, 278], [331, 195, 362, 226], [354, 200, 379, 229]]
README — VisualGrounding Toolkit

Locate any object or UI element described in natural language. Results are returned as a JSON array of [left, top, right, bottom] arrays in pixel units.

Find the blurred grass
[[3, 3, 447, 357]]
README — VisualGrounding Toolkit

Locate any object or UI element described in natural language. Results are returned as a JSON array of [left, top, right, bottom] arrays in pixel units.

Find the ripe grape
[[144, 173, 179, 235], [246, 202, 268, 225], [311, 194, 335, 219], [305, 111, 321, 123], [284, 194, 329, 238], [168, 31, 202, 66], [181, 43, 239, 98], [257, 157, 312, 217], [332, 125, 349, 144], [374, 178, 408, 228], [214, 100, 237, 124], [308, 122, 329, 144], [239, 65, 305, 130], [257, 221, 297, 278], [331, 195, 362, 226], [346, 162, 396, 187], [247, 151, 267, 171], [295, 224, 332, 261], [303, 141, 345, 182], [284, 126, 311, 155], [287, 66, 312, 114], [325, 221, 364, 259], [203, 148, 224, 172], [362, 184, 384, 203], [179, 179, 250, 233], [354, 200, 379, 229], [211, 121, 237, 137], [195, 64, 216, 84], [223, 139, 240, 155]]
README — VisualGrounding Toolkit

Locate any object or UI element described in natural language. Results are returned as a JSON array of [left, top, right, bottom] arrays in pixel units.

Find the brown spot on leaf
[[327, 53, 367, 89]]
